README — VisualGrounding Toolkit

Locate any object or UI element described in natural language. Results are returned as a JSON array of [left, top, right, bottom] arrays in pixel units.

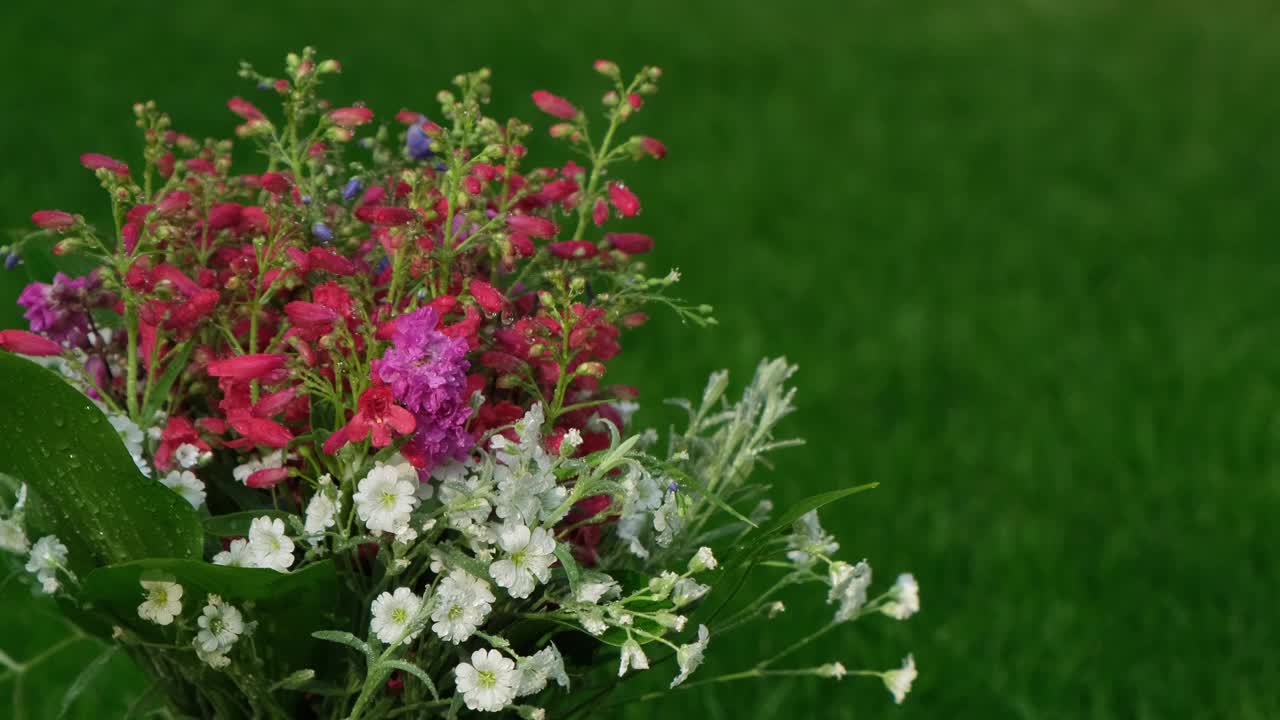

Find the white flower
[[370, 587, 425, 645], [828, 560, 872, 622], [575, 606, 608, 635], [560, 428, 583, 454], [247, 517, 295, 572], [493, 462, 564, 526], [881, 573, 919, 620], [108, 413, 144, 452], [304, 477, 339, 542], [618, 638, 649, 677], [196, 595, 244, 653], [0, 517, 29, 554], [14, 484, 27, 512], [883, 654, 917, 704], [669, 624, 710, 688], [25, 535, 68, 593], [137, 581, 184, 625], [232, 450, 285, 485], [488, 524, 556, 599], [652, 490, 684, 547], [671, 578, 710, 607], [575, 573, 620, 604], [174, 443, 201, 469], [213, 538, 251, 567], [196, 647, 231, 669], [354, 463, 419, 535], [431, 571, 496, 644], [613, 400, 640, 426], [456, 648, 518, 712], [688, 546, 717, 573], [161, 470, 206, 509], [515, 644, 569, 697], [785, 511, 839, 565], [817, 662, 847, 680]]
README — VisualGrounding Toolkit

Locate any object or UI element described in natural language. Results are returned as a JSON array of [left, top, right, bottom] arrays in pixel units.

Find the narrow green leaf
[[313, 631, 373, 663], [0, 353, 203, 575], [726, 483, 879, 570], [57, 644, 118, 719], [382, 660, 439, 700], [444, 547, 491, 581], [269, 668, 317, 692], [140, 341, 193, 421], [553, 544, 583, 597]]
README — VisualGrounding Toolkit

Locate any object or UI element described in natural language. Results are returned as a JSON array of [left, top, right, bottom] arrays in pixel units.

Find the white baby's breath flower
[[213, 538, 251, 567], [196, 645, 231, 669], [882, 654, 917, 704], [652, 491, 684, 547], [828, 560, 872, 622], [575, 606, 608, 635], [14, 484, 27, 513], [431, 571, 496, 644], [688, 546, 717, 573], [196, 595, 244, 653], [370, 587, 425, 645], [0, 517, 29, 554], [354, 463, 419, 535], [174, 443, 201, 469], [304, 478, 339, 543], [575, 573, 620, 604], [559, 428, 583, 455], [786, 511, 839, 565], [161, 469, 206, 509], [881, 573, 920, 620], [618, 638, 649, 677], [488, 524, 556, 599], [25, 535, 68, 593], [670, 624, 710, 688], [456, 648, 518, 712], [247, 517, 295, 572], [515, 644, 569, 697], [671, 578, 710, 607], [138, 580, 184, 626]]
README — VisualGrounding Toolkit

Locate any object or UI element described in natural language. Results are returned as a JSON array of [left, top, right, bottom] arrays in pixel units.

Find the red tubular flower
[[329, 106, 374, 128], [185, 158, 217, 175], [285, 301, 339, 327], [31, 210, 76, 230], [259, 172, 291, 194], [531, 90, 578, 120], [228, 414, 294, 448], [227, 97, 265, 120], [608, 182, 641, 217], [508, 232, 535, 258], [469, 279, 505, 314], [506, 214, 558, 239], [327, 383, 416, 451], [372, 206, 417, 226], [549, 241, 598, 260], [80, 153, 130, 177], [154, 416, 209, 471], [157, 191, 192, 215], [592, 199, 609, 226], [639, 137, 667, 159], [606, 233, 654, 255], [0, 330, 62, 356], [207, 203, 243, 231], [246, 466, 290, 489], [206, 354, 287, 380]]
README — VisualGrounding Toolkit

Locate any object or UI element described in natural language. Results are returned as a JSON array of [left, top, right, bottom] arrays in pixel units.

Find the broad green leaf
[[382, 659, 440, 700], [82, 558, 338, 673], [203, 510, 296, 537], [57, 644, 118, 719], [0, 353, 202, 575], [139, 341, 193, 421]]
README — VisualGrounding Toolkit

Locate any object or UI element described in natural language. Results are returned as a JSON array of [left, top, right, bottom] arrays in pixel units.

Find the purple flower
[[406, 115, 435, 160], [342, 177, 364, 202], [17, 271, 107, 348], [311, 222, 334, 243], [373, 306, 473, 469]]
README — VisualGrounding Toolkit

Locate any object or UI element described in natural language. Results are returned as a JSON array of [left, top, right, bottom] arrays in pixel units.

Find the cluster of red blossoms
[[4, 49, 701, 561]]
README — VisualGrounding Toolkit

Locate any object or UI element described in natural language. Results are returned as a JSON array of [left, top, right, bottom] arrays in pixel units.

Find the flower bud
[[593, 59, 620, 78]]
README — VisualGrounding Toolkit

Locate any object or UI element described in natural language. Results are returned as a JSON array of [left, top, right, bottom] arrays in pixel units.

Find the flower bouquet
[[0, 49, 918, 719]]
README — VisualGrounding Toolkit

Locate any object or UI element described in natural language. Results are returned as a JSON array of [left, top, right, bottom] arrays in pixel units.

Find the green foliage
[[0, 354, 203, 576]]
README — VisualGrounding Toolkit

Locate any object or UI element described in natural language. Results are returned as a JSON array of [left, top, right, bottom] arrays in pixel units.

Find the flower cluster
[[0, 49, 918, 719]]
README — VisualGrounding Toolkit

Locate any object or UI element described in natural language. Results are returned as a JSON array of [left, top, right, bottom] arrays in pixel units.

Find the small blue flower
[[3, 252, 21, 271], [301, 195, 312, 206], [311, 222, 334, 243], [375, 257, 391, 274], [668, 480, 679, 493], [342, 177, 364, 202], [407, 116, 435, 160]]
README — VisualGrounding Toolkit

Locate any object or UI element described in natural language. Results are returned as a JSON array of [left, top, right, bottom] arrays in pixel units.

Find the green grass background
[[3, 0, 1280, 717]]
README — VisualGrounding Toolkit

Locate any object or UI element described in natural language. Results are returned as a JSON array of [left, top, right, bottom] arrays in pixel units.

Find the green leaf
[[382, 660, 439, 700], [269, 668, 317, 692], [313, 630, 373, 664], [443, 547, 491, 581], [203, 510, 296, 537], [553, 544, 583, 597], [0, 353, 202, 575], [82, 558, 338, 673], [57, 644, 119, 719], [140, 341, 193, 421]]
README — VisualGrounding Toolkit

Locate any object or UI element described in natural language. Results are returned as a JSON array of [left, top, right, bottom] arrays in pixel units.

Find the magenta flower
[[374, 306, 473, 469], [17, 271, 108, 348]]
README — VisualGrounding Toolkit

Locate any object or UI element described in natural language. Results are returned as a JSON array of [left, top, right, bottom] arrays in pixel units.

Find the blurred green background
[[3, 0, 1280, 717]]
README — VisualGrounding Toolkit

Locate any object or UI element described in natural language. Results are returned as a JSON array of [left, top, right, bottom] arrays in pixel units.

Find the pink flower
[[207, 354, 287, 380], [80, 153, 130, 177], [608, 182, 640, 217], [227, 97, 265, 121], [0, 330, 62, 356], [329, 106, 374, 128], [469, 279, 505, 314], [592, 199, 609, 226], [245, 467, 289, 489], [259, 172, 291, 194], [531, 90, 578, 120], [606, 233, 653, 255], [326, 383, 416, 451], [506, 214, 558, 239], [372, 206, 418, 226], [549, 241, 598, 259], [228, 414, 294, 448], [639, 137, 667, 159], [31, 210, 76, 230]]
